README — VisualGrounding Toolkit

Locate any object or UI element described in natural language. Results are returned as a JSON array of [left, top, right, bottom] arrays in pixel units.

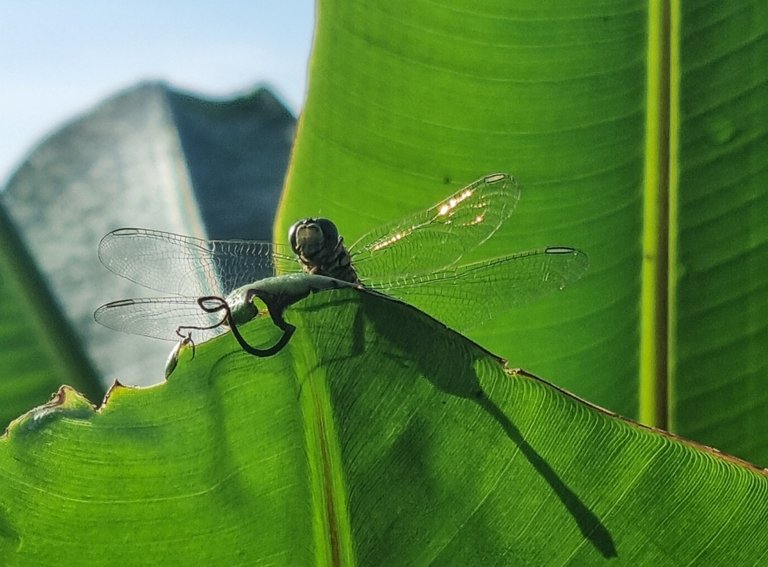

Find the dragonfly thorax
[[288, 218, 359, 283]]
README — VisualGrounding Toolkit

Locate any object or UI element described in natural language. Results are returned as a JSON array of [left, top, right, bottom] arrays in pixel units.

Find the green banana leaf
[[1, 290, 767, 564], [278, 0, 768, 466], [1, 0, 767, 564]]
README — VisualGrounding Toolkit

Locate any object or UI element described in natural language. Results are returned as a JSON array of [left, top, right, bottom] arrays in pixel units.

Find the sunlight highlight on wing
[[371, 231, 406, 252], [351, 173, 521, 278], [437, 189, 473, 216]]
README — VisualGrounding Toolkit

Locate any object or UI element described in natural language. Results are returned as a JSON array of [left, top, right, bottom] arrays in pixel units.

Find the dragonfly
[[94, 173, 588, 370]]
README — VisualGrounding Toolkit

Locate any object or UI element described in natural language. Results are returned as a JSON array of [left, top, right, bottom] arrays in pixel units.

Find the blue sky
[[0, 1, 315, 184]]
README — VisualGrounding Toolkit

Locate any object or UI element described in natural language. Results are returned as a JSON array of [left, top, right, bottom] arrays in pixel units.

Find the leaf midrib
[[294, 319, 355, 567], [640, 1, 675, 429]]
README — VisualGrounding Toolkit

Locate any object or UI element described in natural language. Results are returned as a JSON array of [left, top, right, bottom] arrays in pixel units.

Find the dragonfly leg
[[174, 329, 197, 360], [197, 295, 295, 357], [229, 315, 295, 357], [172, 296, 229, 360], [233, 276, 359, 357], [165, 331, 196, 378]]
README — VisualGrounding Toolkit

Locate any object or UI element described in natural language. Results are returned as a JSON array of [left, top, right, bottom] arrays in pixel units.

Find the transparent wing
[[98, 228, 301, 297], [350, 173, 520, 279], [368, 247, 589, 332], [94, 297, 230, 342]]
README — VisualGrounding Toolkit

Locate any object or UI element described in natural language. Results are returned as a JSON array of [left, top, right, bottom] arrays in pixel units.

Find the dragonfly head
[[289, 218, 341, 261]]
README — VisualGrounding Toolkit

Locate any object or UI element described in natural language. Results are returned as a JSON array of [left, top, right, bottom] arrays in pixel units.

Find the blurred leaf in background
[[0, 82, 296, 424]]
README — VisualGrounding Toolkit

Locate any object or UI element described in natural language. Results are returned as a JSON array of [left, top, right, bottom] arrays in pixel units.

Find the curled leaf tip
[[4, 386, 96, 437]]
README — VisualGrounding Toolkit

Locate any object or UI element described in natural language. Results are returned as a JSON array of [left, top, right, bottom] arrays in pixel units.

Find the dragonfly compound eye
[[288, 219, 305, 253], [314, 218, 339, 244], [289, 218, 340, 258]]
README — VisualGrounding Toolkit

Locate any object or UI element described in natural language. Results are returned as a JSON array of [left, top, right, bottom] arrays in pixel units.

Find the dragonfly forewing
[[350, 173, 520, 279], [94, 173, 585, 358], [94, 297, 230, 342], [98, 228, 300, 297], [369, 246, 588, 332]]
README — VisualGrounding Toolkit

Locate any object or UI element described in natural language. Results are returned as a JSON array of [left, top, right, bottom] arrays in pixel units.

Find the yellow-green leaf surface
[[278, 1, 768, 465], [1, 289, 767, 565]]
